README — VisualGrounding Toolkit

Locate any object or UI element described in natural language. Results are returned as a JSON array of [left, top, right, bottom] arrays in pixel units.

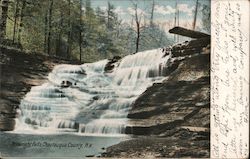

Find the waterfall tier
[[17, 49, 171, 135]]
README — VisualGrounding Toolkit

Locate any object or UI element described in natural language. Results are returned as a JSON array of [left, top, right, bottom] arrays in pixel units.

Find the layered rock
[[124, 52, 210, 138], [125, 76, 210, 135], [103, 37, 210, 158], [171, 37, 210, 57], [0, 46, 77, 131]]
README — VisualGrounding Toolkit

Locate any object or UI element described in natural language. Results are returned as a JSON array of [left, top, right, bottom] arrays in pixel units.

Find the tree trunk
[[0, 0, 9, 40], [193, 0, 199, 30], [56, 10, 63, 56], [107, 2, 111, 29], [135, 21, 140, 53], [17, 0, 26, 44], [67, 0, 71, 59], [44, 11, 48, 53], [79, 0, 83, 63], [134, 3, 140, 53], [12, 0, 20, 43], [47, 0, 54, 55], [150, 0, 155, 26]]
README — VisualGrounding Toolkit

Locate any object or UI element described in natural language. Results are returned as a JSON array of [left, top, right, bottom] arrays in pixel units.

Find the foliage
[[2, 0, 174, 62], [201, 4, 210, 33]]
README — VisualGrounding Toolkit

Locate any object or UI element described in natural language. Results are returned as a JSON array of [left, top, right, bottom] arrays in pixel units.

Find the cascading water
[[16, 49, 171, 135]]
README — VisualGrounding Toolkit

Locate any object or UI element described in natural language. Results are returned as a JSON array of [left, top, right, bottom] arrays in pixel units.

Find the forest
[[0, 0, 210, 62]]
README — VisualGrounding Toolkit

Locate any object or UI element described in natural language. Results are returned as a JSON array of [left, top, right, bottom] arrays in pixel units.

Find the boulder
[[104, 56, 121, 73], [171, 37, 210, 57], [61, 80, 72, 88]]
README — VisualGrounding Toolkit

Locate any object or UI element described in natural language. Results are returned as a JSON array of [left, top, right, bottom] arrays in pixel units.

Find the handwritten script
[[211, 1, 249, 158]]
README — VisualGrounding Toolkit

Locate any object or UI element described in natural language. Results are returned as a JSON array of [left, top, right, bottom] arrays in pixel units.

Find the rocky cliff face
[[0, 47, 76, 131], [1, 36, 210, 158], [103, 37, 210, 158]]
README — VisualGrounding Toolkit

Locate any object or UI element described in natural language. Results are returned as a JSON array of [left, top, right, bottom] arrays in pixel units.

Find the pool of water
[[0, 132, 127, 158]]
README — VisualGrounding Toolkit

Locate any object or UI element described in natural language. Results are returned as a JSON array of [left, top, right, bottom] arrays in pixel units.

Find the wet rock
[[73, 122, 79, 130], [25, 118, 32, 124], [31, 120, 38, 125], [162, 58, 184, 76], [103, 40, 210, 158], [101, 152, 108, 157], [0, 46, 77, 131], [92, 96, 99, 100], [104, 56, 121, 73], [162, 47, 172, 57], [60, 80, 72, 88]]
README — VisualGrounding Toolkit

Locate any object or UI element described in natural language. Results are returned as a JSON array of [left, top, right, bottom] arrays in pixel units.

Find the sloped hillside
[[103, 37, 210, 158]]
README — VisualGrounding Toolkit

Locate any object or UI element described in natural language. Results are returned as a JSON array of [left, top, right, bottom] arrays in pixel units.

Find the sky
[[89, 0, 210, 33]]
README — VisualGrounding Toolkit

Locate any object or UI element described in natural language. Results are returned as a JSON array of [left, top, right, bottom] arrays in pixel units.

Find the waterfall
[[16, 49, 170, 135]]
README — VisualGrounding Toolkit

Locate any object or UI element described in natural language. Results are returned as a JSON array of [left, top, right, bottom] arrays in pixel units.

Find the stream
[[0, 48, 171, 157]]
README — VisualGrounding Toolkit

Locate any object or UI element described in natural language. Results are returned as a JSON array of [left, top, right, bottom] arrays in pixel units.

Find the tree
[[201, 4, 210, 32], [0, 0, 9, 40], [127, 1, 145, 53], [12, 0, 20, 43], [140, 25, 173, 51], [193, 0, 199, 30], [132, 2, 142, 53], [55, 9, 63, 56], [17, 0, 26, 44], [107, 2, 117, 30], [1, 0, 174, 62], [47, 0, 54, 55], [79, 0, 83, 62], [44, 4, 48, 53], [96, 7, 106, 24], [66, 0, 71, 58], [150, 0, 155, 26]]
